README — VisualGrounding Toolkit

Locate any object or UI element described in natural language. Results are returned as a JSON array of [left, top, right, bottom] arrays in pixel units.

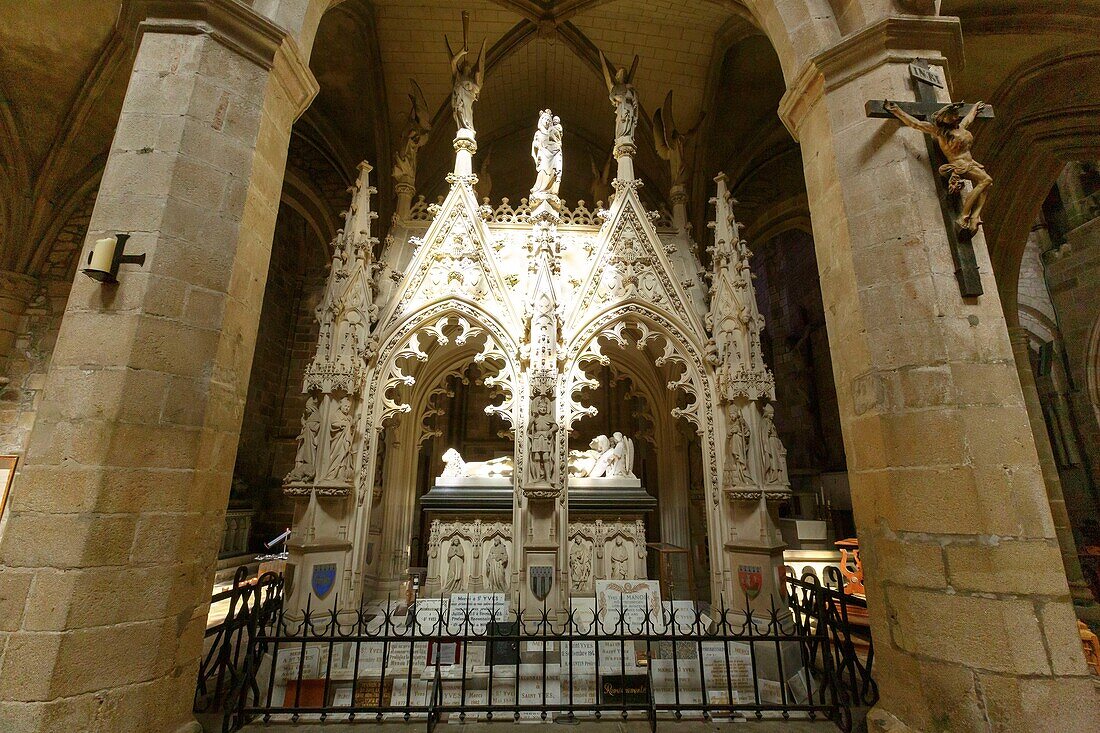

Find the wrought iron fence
[[196, 568, 877, 732], [194, 566, 284, 730], [786, 567, 877, 708]]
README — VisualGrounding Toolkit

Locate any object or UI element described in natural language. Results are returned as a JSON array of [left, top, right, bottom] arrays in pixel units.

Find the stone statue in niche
[[569, 539, 592, 590], [530, 109, 563, 200], [286, 396, 321, 482], [445, 19, 485, 134], [485, 537, 508, 592], [759, 404, 789, 485], [610, 536, 630, 580], [440, 448, 513, 478], [526, 386, 558, 485], [599, 51, 640, 144], [322, 397, 354, 483], [568, 433, 635, 478], [653, 89, 705, 189], [392, 79, 431, 187], [724, 405, 750, 485], [884, 100, 992, 232], [444, 537, 465, 593]]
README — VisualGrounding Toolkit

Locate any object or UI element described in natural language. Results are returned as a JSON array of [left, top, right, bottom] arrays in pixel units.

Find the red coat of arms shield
[[737, 564, 763, 600]]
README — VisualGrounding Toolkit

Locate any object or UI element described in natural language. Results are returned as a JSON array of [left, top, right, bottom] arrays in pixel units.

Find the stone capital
[[778, 15, 963, 139], [119, 0, 318, 118]]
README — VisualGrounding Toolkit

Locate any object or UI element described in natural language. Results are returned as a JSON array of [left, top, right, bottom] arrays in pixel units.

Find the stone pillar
[[670, 183, 689, 235], [394, 181, 415, 221], [779, 17, 1097, 732], [614, 142, 636, 185], [0, 2, 318, 732], [1009, 326, 1096, 617], [453, 130, 476, 178]]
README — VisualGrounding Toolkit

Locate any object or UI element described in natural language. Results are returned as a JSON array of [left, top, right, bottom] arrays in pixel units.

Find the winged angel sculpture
[[599, 51, 640, 145], [392, 79, 431, 186], [653, 90, 705, 189], [445, 13, 486, 134]]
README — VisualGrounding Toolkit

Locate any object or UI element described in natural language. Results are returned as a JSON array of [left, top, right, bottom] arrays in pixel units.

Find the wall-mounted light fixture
[[82, 233, 146, 284]]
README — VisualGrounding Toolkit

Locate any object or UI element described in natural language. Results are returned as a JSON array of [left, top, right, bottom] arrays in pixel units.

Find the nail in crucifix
[[865, 59, 994, 297]]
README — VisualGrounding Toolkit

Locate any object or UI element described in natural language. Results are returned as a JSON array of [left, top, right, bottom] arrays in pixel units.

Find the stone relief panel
[[568, 519, 647, 594], [426, 519, 512, 596]]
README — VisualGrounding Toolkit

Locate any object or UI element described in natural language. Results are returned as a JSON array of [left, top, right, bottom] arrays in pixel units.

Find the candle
[[88, 236, 117, 273]]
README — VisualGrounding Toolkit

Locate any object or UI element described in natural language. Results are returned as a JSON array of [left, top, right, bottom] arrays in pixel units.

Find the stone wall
[[1042, 214, 1100, 542], [235, 203, 328, 546], [0, 188, 98, 457], [0, 194, 330, 554], [750, 227, 846, 481], [0, 279, 70, 457]]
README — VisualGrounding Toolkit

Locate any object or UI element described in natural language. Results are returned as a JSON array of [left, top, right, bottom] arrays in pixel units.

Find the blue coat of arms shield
[[311, 562, 337, 599]]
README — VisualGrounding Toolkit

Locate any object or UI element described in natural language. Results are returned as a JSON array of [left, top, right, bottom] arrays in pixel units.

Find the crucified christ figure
[[884, 100, 991, 233]]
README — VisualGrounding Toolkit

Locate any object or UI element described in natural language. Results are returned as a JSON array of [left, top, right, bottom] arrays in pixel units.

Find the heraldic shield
[[311, 562, 337, 599], [529, 565, 554, 601], [737, 564, 762, 601]]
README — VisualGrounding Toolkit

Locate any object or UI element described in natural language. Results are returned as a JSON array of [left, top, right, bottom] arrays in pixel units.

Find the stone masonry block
[[945, 540, 1068, 597], [888, 586, 1054, 676], [860, 535, 947, 591], [0, 513, 135, 570], [1036, 600, 1091, 676], [976, 672, 1100, 733], [0, 569, 33, 631], [959, 405, 1041, 467]]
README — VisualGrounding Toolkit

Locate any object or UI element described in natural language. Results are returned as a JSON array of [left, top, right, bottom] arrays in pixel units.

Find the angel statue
[[884, 99, 992, 233], [445, 12, 486, 134], [392, 79, 431, 187], [599, 50, 640, 145], [530, 109, 564, 199], [653, 90, 705, 189]]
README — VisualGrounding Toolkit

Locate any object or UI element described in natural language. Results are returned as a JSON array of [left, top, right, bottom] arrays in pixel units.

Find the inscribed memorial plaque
[[786, 672, 810, 704], [353, 677, 394, 708], [274, 646, 321, 682], [446, 593, 508, 633], [600, 673, 649, 706], [595, 580, 663, 633], [518, 663, 560, 718], [700, 641, 753, 702]]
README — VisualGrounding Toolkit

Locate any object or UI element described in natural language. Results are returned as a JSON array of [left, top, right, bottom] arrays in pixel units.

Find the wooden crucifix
[[866, 59, 994, 298]]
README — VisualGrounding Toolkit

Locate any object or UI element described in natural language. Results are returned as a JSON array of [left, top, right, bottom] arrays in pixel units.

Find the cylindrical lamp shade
[[87, 237, 117, 273]]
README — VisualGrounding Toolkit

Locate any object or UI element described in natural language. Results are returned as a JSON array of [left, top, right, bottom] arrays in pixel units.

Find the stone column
[[1008, 326, 1095, 617], [779, 17, 1097, 732], [0, 2, 318, 732]]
